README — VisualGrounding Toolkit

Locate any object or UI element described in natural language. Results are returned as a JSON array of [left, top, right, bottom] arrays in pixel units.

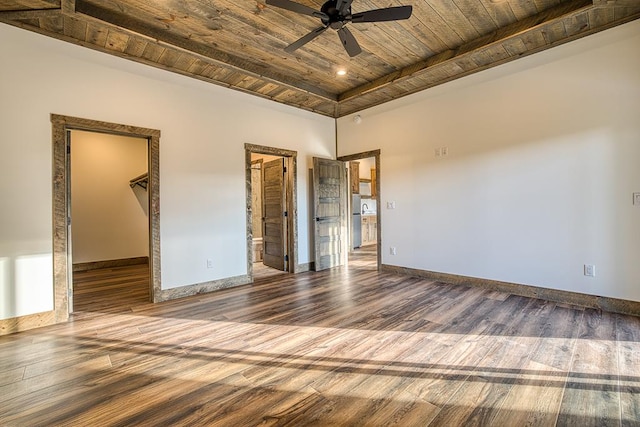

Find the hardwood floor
[[253, 262, 289, 282], [349, 245, 377, 270], [1, 254, 639, 426], [73, 263, 150, 313]]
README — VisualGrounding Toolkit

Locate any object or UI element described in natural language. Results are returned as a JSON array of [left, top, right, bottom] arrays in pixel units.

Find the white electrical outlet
[[435, 147, 448, 158], [390, 247, 397, 255], [207, 259, 213, 269], [634, 193, 640, 206], [584, 264, 595, 277]]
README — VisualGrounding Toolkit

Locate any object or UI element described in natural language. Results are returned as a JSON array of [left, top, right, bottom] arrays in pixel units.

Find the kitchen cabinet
[[361, 215, 377, 246], [350, 161, 359, 194], [359, 180, 371, 196]]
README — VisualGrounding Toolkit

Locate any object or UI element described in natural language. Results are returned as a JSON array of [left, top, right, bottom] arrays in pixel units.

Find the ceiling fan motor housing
[[321, 0, 350, 29]]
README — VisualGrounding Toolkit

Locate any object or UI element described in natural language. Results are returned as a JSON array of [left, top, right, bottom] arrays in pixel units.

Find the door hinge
[[285, 255, 289, 262], [283, 166, 287, 173], [284, 211, 288, 217], [67, 145, 71, 154]]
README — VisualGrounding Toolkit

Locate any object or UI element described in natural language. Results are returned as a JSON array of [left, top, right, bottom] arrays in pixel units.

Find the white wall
[[71, 130, 149, 264], [0, 23, 334, 320], [338, 20, 640, 302]]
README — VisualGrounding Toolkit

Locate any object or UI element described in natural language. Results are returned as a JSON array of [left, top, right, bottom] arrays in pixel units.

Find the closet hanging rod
[[129, 172, 148, 190]]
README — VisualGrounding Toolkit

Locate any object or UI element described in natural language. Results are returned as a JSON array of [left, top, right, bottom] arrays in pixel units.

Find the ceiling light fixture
[[336, 69, 347, 76]]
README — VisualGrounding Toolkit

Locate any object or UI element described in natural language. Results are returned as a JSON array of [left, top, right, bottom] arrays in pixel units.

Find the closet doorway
[[51, 114, 161, 322], [69, 130, 150, 312]]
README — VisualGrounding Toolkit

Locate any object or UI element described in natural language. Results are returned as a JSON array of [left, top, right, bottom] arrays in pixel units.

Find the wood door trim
[[244, 144, 298, 279], [337, 149, 381, 162], [337, 150, 382, 270], [51, 114, 161, 324]]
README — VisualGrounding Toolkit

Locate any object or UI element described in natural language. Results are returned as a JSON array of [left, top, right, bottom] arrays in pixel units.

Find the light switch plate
[[634, 193, 640, 206], [584, 264, 596, 277]]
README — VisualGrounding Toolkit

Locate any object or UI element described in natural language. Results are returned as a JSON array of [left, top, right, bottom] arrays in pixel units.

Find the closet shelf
[[129, 173, 148, 190]]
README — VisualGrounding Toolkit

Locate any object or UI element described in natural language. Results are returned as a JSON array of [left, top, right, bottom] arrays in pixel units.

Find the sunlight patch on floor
[[41, 317, 634, 413]]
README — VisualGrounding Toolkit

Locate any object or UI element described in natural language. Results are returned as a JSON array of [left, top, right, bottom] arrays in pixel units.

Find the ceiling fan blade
[[285, 25, 329, 53], [337, 26, 362, 57], [266, 0, 329, 20], [336, 0, 354, 15], [351, 6, 413, 23]]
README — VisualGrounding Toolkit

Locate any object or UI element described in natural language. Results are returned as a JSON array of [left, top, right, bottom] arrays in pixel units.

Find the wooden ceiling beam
[[69, 0, 337, 102], [61, 0, 74, 14], [0, 8, 60, 20], [593, 0, 639, 6], [338, 0, 593, 103]]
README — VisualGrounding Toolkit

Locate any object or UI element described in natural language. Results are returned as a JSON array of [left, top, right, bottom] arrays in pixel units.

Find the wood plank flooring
[[1, 252, 639, 426], [73, 263, 150, 313]]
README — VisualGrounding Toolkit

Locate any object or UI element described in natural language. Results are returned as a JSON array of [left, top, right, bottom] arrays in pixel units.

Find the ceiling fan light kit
[[266, 0, 413, 57]]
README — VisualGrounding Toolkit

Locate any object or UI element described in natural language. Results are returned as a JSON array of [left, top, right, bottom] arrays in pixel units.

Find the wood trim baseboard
[[155, 274, 250, 302], [73, 256, 149, 272], [0, 310, 57, 336], [381, 264, 640, 317], [295, 262, 314, 273], [2, 272, 250, 335]]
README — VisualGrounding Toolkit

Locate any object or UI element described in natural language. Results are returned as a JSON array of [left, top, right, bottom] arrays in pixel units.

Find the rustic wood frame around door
[[51, 114, 161, 324], [245, 143, 298, 279], [337, 150, 381, 270]]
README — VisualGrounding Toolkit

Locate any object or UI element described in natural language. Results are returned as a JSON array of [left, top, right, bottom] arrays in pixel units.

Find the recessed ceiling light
[[336, 69, 347, 76]]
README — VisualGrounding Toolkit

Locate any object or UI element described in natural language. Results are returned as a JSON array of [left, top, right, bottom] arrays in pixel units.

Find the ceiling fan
[[265, 0, 413, 57]]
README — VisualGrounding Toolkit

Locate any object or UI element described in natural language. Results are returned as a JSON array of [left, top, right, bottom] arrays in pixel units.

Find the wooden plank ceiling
[[1, 0, 639, 117]]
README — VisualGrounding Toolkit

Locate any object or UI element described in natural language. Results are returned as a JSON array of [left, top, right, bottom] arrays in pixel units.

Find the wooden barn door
[[262, 158, 288, 271], [313, 157, 347, 271]]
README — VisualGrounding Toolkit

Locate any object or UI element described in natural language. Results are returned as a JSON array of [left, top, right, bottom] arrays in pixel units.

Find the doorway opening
[[245, 144, 297, 281], [69, 130, 150, 313], [337, 150, 381, 270], [51, 115, 161, 322]]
